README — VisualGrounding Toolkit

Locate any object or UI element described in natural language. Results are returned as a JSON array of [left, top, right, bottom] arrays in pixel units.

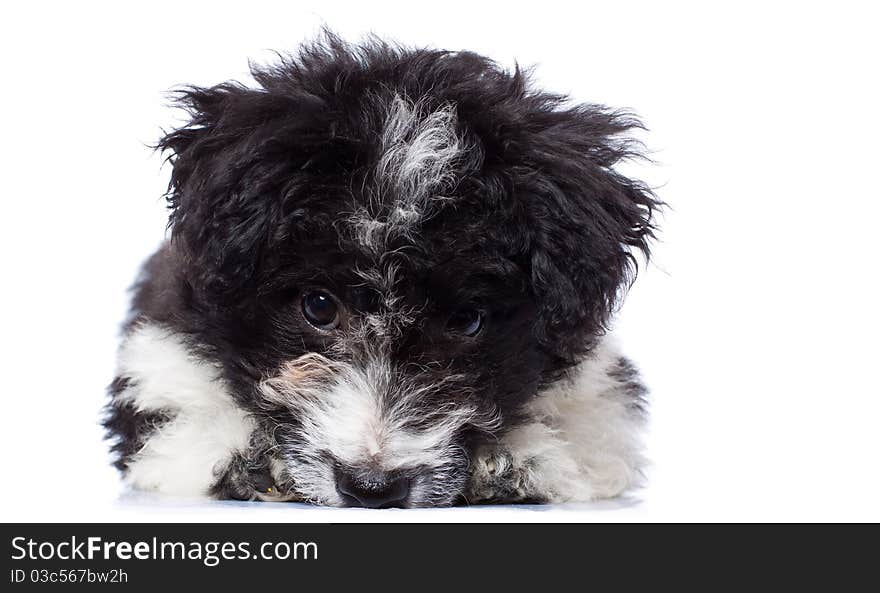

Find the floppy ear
[[518, 105, 659, 364], [156, 84, 306, 303]]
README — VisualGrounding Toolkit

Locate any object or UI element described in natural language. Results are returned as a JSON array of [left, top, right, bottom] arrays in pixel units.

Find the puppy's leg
[[105, 323, 256, 498], [467, 338, 647, 504], [104, 377, 173, 472]]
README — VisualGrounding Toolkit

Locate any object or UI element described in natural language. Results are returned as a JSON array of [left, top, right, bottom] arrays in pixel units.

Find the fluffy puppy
[[104, 34, 658, 508]]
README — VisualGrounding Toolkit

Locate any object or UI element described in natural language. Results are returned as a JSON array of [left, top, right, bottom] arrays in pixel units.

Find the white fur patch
[[377, 95, 462, 205], [115, 323, 255, 497], [353, 95, 465, 251], [469, 336, 646, 502]]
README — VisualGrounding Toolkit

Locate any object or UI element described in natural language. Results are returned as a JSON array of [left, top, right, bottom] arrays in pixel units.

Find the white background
[[1, 1, 878, 522]]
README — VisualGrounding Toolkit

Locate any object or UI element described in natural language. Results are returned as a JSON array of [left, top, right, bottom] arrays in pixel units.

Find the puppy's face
[[256, 215, 541, 507], [159, 44, 656, 506]]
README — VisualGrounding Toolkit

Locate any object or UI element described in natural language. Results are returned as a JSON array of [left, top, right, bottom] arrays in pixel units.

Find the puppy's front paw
[[467, 448, 542, 504], [211, 453, 277, 501]]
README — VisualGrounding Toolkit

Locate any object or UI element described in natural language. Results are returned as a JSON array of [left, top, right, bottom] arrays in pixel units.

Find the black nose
[[335, 470, 410, 509]]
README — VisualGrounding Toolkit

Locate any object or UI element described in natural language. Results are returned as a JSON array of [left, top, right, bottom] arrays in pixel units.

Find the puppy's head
[[157, 35, 657, 507]]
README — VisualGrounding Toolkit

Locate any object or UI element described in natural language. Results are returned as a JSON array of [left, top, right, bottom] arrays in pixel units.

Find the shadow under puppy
[[104, 33, 659, 508]]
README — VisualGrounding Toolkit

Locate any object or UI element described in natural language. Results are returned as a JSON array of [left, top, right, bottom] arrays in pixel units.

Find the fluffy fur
[[104, 33, 658, 507]]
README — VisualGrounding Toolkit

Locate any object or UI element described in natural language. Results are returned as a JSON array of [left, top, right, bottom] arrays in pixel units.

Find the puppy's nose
[[335, 470, 410, 509]]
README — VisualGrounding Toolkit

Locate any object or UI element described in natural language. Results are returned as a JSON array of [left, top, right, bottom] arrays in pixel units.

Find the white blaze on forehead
[[377, 95, 462, 206], [354, 95, 465, 251]]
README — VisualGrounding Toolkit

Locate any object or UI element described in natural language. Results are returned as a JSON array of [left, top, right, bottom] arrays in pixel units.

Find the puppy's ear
[[156, 84, 303, 303], [519, 105, 659, 363]]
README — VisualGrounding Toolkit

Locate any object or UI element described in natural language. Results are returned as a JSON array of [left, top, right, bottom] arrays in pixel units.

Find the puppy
[[104, 34, 658, 508]]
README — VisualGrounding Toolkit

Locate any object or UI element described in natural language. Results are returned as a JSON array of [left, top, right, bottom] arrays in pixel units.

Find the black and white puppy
[[104, 34, 659, 508]]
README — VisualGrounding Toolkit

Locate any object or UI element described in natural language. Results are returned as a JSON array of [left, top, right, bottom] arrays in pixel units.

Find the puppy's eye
[[302, 290, 341, 330], [446, 308, 484, 337]]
